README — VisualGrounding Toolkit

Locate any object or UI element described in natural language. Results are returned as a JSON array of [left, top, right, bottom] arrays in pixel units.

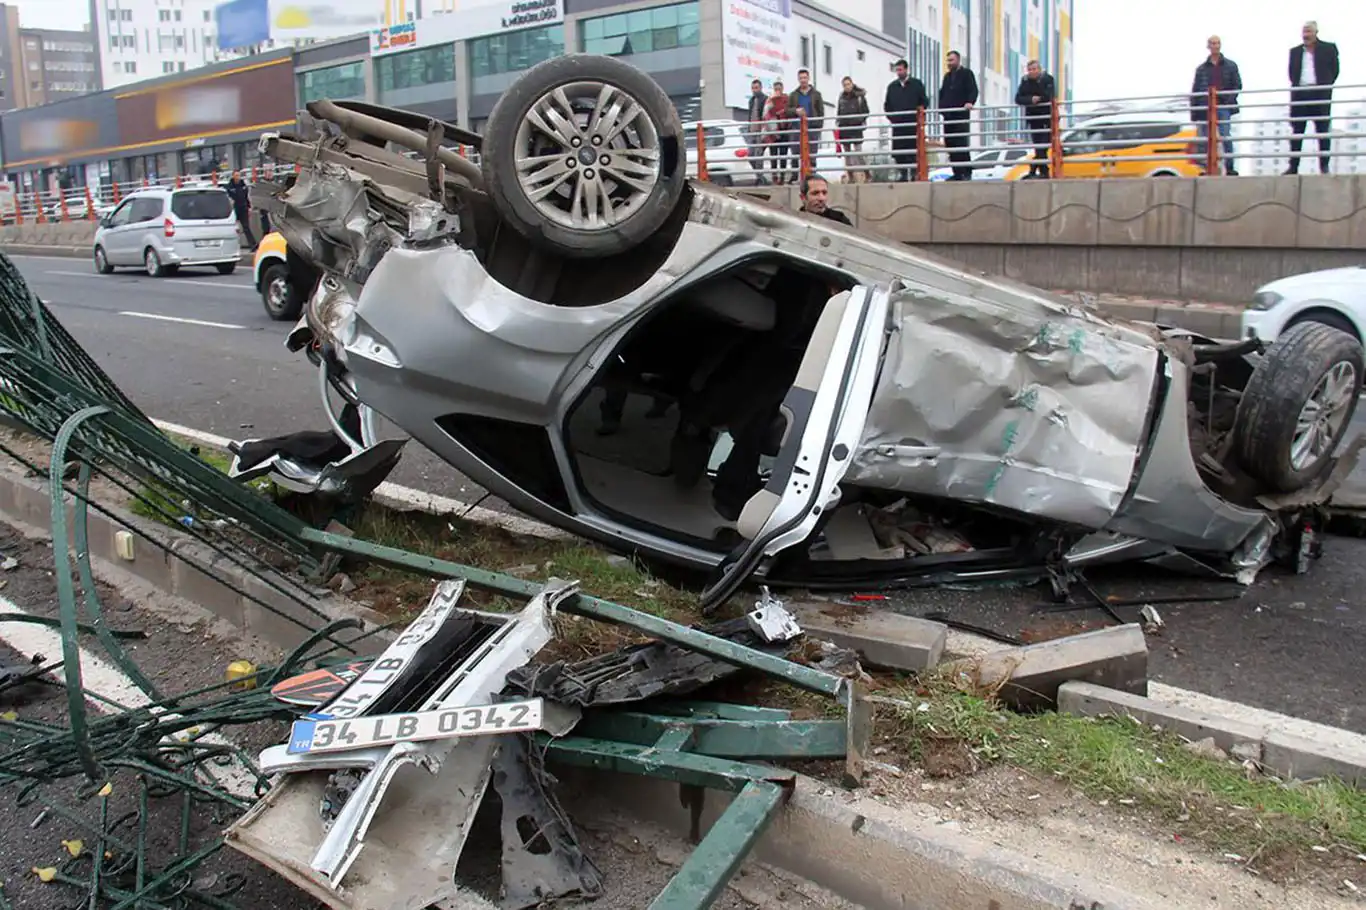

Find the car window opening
[[562, 258, 858, 551]]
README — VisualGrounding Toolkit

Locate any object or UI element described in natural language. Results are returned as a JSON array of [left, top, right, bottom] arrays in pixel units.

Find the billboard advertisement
[[267, 0, 386, 42], [215, 0, 270, 50], [721, 0, 796, 109], [371, 0, 564, 56], [0, 94, 121, 170], [115, 57, 297, 147]]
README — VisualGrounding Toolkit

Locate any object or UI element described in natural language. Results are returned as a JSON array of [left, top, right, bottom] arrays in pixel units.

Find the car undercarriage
[[236, 55, 1364, 608]]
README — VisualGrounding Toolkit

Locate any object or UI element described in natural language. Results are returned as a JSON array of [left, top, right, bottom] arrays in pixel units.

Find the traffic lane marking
[[118, 311, 245, 329], [41, 269, 255, 291]]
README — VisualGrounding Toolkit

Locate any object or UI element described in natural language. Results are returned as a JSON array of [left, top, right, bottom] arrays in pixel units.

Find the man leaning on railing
[[1015, 59, 1055, 179], [1191, 34, 1242, 176]]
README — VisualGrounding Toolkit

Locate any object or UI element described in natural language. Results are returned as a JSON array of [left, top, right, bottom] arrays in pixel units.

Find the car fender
[[253, 233, 289, 290], [1252, 296, 1360, 342]]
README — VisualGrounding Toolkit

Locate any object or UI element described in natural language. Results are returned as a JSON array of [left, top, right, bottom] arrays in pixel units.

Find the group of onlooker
[[744, 19, 1343, 186], [1189, 21, 1341, 177]]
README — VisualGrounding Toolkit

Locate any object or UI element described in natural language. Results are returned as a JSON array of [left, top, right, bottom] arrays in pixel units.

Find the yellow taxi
[[1005, 112, 1206, 180], [252, 231, 302, 321]]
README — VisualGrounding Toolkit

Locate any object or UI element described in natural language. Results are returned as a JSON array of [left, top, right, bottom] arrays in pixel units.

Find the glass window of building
[[376, 44, 455, 94], [580, 2, 699, 56], [469, 25, 564, 78], [297, 61, 367, 105]]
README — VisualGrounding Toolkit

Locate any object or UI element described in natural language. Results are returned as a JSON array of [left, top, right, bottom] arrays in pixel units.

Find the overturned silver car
[[241, 54, 1362, 609]]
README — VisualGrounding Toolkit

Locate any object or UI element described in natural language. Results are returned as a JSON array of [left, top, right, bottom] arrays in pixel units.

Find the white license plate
[[194, 239, 218, 248], [286, 698, 544, 754], [319, 582, 464, 720]]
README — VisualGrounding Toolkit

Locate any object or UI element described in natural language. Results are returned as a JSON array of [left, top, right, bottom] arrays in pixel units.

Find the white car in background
[[929, 146, 1033, 181], [1240, 266, 1366, 343], [684, 123, 761, 187]]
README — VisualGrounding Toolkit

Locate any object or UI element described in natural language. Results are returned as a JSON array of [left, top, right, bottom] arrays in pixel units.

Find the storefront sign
[[115, 57, 296, 148], [721, 0, 796, 109], [370, 0, 564, 56], [267, 0, 384, 42], [0, 94, 120, 169]]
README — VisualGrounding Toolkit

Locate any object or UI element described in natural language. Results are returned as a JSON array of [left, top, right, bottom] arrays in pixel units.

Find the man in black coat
[[938, 50, 978, 181], [1014, 59, 1055, 178], [884, 59, 929, 181], [1191, 35, 1242, 176], [745, 78, 768, 175], [1287, 20, 1339, 174], [225, 171, 256, 250], [799, 175, 853, 225]]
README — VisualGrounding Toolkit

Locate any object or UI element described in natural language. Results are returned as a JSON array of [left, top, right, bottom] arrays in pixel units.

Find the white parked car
[[1240, 266, 1366, 344], [929, 146, 1033, 182], [92, 186, 242, 277], [684, 123, 761, 187]]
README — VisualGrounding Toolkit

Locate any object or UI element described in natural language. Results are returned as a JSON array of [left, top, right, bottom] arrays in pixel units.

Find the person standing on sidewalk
[[1014, 59, 1056, 179], [938, 51, 978, 181], [1286, 20, 1339, 175], [885, 59, 929, 182], [225, 170, 256, 250], [746, 79, 768, 179], [835, 77, 870, 182], [788, 69, 826, 174], [763, 82, 794, 185], [1191, 36, 1242, 176]]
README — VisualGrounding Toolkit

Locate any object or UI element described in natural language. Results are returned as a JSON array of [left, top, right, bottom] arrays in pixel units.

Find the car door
[[127, 197, 163, 261], [1058, 126, 1110, 179], [698, 283, 891, 611], [100, 198, 137, 264]]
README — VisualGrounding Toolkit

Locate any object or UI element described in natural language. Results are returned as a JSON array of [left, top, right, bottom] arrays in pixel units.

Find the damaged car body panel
[[250, 54, 1362, 598]]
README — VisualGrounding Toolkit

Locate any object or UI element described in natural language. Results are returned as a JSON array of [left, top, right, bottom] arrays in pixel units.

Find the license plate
[[194, 239, 217, 248], [286, 698, 544, 754], [319, 581, 465, 720]]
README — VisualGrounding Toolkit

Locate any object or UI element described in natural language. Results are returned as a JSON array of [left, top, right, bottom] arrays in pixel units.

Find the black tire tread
[[261, 263, 303, 321], [481, 54, 686, 259], [94, 246, 114, 274], [1234, 321, 1364, 492]]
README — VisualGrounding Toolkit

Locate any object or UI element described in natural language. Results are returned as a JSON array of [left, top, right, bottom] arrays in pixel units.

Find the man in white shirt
[[1286, 21, 1340, 174]]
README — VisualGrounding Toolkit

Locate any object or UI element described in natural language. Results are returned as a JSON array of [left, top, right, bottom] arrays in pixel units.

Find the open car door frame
[[699, 283, 892, 611]]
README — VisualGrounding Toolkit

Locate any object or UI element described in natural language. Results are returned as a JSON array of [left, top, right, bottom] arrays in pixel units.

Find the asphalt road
[[6, 253, 492, 505], [8, 252, 1366, 736]]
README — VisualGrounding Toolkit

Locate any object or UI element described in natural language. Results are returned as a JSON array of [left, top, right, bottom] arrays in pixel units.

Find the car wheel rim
[[1291, 360, 1356, 471], [146, 251, 156, 272], [267, 277, 288, 311], [95, 249, 105, 270], [513, 80, 662, 232]]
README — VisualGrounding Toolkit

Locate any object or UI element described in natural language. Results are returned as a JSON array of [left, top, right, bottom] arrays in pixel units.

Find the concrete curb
[[564, 768, 1153, 910], [1058, 680, 1366, 785], [2, 244, 255, 265], [0, 459, 1155, 909]]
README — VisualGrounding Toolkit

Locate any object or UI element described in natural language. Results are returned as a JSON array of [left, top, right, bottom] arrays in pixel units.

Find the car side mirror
[[97, 215, 110, 227]]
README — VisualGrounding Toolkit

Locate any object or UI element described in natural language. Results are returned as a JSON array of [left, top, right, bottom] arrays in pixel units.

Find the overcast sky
[[9, 0, 1366, 106]]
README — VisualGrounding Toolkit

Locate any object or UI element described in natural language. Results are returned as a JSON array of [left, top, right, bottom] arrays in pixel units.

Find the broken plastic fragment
[[746, 587, 803, 643], [61, 839, 82, 857], [32, 867, 56, 883], [97, 782, 112, 797]]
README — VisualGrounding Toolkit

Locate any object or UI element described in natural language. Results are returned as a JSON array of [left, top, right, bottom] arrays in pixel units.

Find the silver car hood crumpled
[[844, 283, 1162, 530]]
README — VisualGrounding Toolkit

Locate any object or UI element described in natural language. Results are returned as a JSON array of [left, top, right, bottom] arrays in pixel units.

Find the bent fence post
[[915, 107, 928, 181], [1206, 85, 1219, 176]]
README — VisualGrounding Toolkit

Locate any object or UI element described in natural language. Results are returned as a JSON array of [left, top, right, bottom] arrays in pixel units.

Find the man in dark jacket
[[1287, 20, 1340, 174], [938, 50, 979, 181], [799, 175, 853, 225], [745, 78, 767, 173], [884, 59, 929, 181], [1191, 36, 1242, 176], [835, 77, 869, 181], [1015, 59, 1056, 178], [788, 69, 826, 171], [225, 171, 256, 249]]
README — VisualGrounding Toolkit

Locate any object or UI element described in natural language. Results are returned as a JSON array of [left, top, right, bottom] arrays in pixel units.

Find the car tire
[[1288, 310, 1358, 341], [216, 262, 237, 275], [1234, 321, 1364, 492], [260, 263, 302, 321], [93, 246, 114, 274], [144, 247, 165, 278], [480, 53, 687, 259]]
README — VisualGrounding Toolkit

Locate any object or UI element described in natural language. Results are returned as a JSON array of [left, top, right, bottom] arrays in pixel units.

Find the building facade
[[89, 0, 230, 88], [1238, 104, 1366, 177]]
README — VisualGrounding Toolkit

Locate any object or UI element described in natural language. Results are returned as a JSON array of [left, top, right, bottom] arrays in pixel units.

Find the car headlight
[[1248, 291, 1283, 311]]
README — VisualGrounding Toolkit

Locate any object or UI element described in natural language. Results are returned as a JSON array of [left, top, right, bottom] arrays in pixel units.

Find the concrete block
[[856, 182, 932, 244], [1177, 248, 1286, 304], [930, 181, 1013, 243], [1058, 681, 1265, 758], [1153, 302, 1242, 339], [1012, 179, 1099, 245], [917, 242, 1005, 275], [1192, 174, 1299, 247], [1262, 730, 1366, 785], [240, 571, 335, 650], [1002, 245, 1090, 290], [786, 602, 947, 671], [1095, 298, 1159, 324], [943, 624, 1148, 710], [1295, 174, 1366, 249], [171, 553, 247, 629], [1097, 177, 1195, 246], [1087, 246, 1182, 298]]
